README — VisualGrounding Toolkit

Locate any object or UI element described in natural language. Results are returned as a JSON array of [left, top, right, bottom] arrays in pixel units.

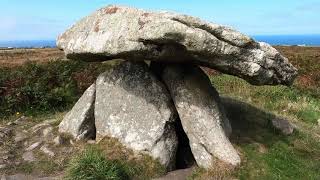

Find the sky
[[0, 0, 319, 41]]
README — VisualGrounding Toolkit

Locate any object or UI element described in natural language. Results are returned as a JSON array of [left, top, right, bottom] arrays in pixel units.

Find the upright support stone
[[94, 61, 178, 170], [161, 64, 240, 168], [59, 83, 96, 140]]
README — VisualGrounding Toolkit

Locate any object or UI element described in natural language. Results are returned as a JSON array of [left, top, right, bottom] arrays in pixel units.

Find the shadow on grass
[[220, 96, 320, 179], [221, 96, 284, 145]]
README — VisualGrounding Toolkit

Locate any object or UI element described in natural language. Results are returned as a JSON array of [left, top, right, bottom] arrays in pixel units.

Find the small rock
[[253, 142, 268, 154], [14, 116, 28, 124], [2, 155, 9, 160], [272, 118, 294, 135], [22, 151, 36, 162], [31, 123, 50, 134], [43, 119, 59, 124], [53, 136, 63, 146], [75, 130, 89, 141], [42, 126, 53, 137], [87, 140, 96, 144], [6, 121, 15, 126], [69, 139, 75, 145], [26, 141, 42, 151], [23, 141, 29, 147], [40, 146, 55, 157], [317, 119, 320, 126], [0, 164, 6, 169], [14, 132, 28, 143], [0, 126, 12, 138]]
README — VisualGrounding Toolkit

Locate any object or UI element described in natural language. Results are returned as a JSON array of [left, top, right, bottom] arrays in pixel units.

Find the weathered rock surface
[[58, 83, 96, 140], [14, 131, 27, 143], [57, 5, 297, 85], [94, 61, 178, 169], [161, 64, 240, 168], [25, 142, 42, 151], [271, 117, 294, 135], [22, 151, 36, 162], [40, 146, 55, 157]]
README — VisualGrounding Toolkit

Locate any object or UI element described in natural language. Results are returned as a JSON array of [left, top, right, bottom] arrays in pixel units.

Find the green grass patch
[[202, 74, 320, 179], [296, 107, 320, 124], [236, 133, 320, 180], [66, 147, 129, 180], [210, 74, 320, 125]]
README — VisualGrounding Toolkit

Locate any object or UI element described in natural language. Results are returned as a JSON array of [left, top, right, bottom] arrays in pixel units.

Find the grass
[[210, 74, 320, 125], [65, 147, 129, 180], [190, 73, 320, 179], [65, 138, 165, 180]]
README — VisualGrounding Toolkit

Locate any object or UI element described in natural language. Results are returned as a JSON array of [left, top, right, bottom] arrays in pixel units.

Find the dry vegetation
[[0, 48, 64, 67]]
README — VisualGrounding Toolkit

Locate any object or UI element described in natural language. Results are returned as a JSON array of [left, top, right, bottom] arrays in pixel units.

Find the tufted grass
[[65, 147, 129, 180]]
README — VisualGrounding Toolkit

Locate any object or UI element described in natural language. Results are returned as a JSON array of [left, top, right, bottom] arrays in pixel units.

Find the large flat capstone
[[57, 5, 297, 86]]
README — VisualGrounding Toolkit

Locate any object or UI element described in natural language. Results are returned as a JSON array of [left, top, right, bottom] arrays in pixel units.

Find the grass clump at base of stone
[[65, 147, 129, 180], [188, 160, 234, 180], [97, 137, 166, 179], [66, 137, 166, 180]]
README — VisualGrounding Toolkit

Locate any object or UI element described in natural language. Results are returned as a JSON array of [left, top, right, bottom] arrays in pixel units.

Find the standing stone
[[59, 83, 96, 140], [161, 64, 240, 168], [95, 61, 178, 169]]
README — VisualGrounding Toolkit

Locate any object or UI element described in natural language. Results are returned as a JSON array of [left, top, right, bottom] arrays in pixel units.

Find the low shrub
[[0, 60, 113, 118]]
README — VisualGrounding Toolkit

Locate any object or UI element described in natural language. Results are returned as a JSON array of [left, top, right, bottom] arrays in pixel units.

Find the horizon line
[[1, 34, 320, 42], [0, 34, 320, 42]]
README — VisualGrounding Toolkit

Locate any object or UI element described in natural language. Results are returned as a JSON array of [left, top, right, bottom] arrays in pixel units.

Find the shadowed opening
[[174, 117, 196, 169]]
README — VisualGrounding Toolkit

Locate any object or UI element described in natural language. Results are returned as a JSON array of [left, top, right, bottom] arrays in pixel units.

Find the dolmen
[[57, 5, 298, 170]]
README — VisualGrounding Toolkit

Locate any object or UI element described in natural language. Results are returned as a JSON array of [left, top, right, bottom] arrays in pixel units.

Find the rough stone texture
[[161, 64, 240, 168], [57, 5, 297, 85], [94, 61, 178, 169], [14, 132, 27, 143], [53, 136, 63, 146], [271, 118, 294, 135], [58, 83, 96, 140], [25, 142, 42, 151], [40, 146, 55, 157], [22, 151, 36, 162]]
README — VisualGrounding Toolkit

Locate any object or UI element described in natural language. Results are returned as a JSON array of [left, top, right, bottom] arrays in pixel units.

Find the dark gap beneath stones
[[148, 61, 196, 170], [174, 117, 196, 169]]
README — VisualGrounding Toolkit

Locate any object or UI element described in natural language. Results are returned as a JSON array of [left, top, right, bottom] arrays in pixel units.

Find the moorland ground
[[0, 46, 319, 179]]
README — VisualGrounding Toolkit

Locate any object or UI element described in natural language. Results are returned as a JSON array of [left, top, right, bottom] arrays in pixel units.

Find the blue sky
[[0, 0, 319, 41]]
